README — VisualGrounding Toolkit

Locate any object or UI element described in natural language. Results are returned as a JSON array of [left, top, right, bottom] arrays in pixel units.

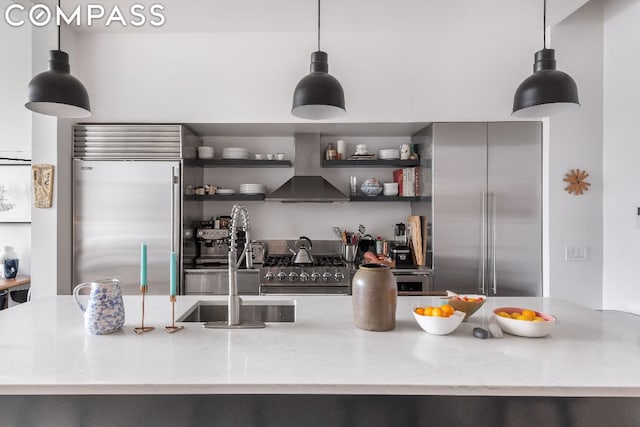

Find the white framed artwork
[[0, 164, 31, 223]]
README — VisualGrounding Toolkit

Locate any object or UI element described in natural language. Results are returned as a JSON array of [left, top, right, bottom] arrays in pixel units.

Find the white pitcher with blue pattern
[[73, 278, 125, 335]]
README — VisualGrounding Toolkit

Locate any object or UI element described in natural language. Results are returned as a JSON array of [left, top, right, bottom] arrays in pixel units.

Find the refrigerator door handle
[[170, 166, 179, 253], [490, 192, 497, 295], [480, 191, 487, 295]]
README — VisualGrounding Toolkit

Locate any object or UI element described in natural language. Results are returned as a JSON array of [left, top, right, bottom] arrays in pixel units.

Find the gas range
[[259, 254, 350, 295]]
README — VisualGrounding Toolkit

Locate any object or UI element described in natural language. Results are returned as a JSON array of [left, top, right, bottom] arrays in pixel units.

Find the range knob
[[276, 272, 287, 281], [299, 272, 310, 282], [322, 272, 332, 282], [310, 272, 321, 282], [263, 272, 275, 282], [334, 272, 345, 281], [288, 272, 299, 282]]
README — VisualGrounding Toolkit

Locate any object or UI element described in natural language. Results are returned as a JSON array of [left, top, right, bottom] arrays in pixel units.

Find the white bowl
[[383, 182, 398, 196], [197, 146, 214, 159], [493, 307, 556, 338], [378, 149, 400, 160], [412, 309, 465, 335]]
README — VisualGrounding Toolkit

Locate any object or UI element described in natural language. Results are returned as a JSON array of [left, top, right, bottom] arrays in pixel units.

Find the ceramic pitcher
[[73, 278, 125, 335]]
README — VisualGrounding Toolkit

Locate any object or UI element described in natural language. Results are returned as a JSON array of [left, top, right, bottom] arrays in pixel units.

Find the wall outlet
[[565, 246, 588, 261]]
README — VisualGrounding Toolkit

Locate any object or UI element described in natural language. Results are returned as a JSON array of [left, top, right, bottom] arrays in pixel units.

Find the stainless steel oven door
[[393, 271, 433, 296]]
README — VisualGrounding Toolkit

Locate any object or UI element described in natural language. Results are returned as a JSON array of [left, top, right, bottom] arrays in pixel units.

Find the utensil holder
[[342, 244, 357, 263]]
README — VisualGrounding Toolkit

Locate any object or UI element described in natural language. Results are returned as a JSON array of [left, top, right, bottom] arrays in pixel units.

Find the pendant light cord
[[317, 0, 321, 51], [543, 0, 547, 49], [57, 0, 61, 51]]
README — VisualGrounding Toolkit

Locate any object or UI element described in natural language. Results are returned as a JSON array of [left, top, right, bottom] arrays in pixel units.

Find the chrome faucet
[[215, 204, 263, 328]]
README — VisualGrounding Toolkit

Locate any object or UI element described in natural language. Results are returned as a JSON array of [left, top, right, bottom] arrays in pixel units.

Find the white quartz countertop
[[1, 295, 639, 396]]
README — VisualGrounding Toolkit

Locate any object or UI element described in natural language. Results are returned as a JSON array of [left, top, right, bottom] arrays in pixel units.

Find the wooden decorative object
[[563, 169, 590, 195], [32, 164, 54, 208]]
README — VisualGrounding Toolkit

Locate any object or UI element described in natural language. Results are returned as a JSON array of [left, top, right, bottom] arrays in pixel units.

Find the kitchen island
[[1, 295, 638, 426]]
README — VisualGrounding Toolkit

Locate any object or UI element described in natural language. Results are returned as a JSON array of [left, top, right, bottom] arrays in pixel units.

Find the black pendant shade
[[292, 51, 346, 120], [512, 49, 579, 118], [26, 50, 91, 118]]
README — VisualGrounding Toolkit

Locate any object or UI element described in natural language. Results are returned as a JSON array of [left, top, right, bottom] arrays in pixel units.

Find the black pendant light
[[512, 0, 579, 118], [292, 0, 346, 120], [25, 0, 91, 118]]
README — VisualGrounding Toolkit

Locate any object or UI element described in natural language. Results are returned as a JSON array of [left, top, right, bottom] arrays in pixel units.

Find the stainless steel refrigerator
[[429, 122, 542, 296], [73, 159, 181, 295]]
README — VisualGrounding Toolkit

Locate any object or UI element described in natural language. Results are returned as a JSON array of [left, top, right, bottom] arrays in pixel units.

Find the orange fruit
[[415, 307, 425, 316], [440, 304, 454, 317], [498, 312, 511, 318], [516, 314, 532, 321], [522, 309, 537, 318], [423, 306, 434, 316], [510, 312, 521, 319], [431, 307, 444, 317], [533, 316, 545, 322]]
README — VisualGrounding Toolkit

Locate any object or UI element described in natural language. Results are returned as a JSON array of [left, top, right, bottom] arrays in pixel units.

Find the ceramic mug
[[73, 278, 125, 335]]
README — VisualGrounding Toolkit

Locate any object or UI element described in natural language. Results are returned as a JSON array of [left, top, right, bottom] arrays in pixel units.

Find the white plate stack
[[378, 149, 400, 160], [239, 183, 266, 195], [222, 147, 249, 160]]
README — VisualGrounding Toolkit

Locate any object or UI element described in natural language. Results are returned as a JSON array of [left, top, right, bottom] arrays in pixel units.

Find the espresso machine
[[195, 227, 231, 266], [390, 223, 414, 268]]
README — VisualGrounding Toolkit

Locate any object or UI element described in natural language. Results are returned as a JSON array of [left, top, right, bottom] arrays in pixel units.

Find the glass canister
[[351, 263, 397, 331]]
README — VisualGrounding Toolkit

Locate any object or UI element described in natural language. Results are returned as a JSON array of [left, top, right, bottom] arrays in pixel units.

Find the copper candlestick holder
[[165, 294, 184, 333], [133, 286, 155, 334]]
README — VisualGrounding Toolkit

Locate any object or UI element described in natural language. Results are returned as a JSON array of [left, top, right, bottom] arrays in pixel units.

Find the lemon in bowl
[[412, 305, 465, 335], [493, 307, 556, 338]]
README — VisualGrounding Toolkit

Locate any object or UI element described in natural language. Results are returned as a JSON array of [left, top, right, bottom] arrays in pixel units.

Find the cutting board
[[407, 215, 424, 266]]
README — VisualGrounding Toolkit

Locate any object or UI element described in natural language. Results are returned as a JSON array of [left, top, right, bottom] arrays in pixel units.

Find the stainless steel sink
[[177, 299, 296, 327]]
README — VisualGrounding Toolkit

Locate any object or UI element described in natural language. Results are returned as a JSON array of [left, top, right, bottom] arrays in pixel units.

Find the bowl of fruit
[[446, 294, 486, 321], [412, 304, 465, 335], [493, 307, 556, 338]]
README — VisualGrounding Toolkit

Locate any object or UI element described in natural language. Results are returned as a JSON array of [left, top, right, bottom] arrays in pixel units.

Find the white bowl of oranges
[[412, 304, 465, 335], [493, 307, 556, 338]]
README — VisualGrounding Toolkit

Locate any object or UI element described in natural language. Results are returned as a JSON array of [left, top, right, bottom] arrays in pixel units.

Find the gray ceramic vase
[[352, 263, 397, 331]]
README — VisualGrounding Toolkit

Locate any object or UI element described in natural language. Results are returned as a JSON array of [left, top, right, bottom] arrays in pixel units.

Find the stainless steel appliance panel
[[393, 270, 433, 296], [431, 123, 488, 294], [184, 270, 259, 295], [431, 122, 542, 296], [73, 160, 181, 295], [487, 122, 542, 296]]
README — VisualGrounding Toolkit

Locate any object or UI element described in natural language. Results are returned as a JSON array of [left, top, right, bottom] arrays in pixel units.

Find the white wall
[[602, 0, 640, 315], [544, 2, 604, 309], [29, 24, 75, 297], [0, 7, 32, 278], [72, 0, 540, 123]]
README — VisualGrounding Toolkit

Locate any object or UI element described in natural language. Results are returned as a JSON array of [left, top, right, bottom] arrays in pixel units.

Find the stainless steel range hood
[[266, 133, 349, 202]]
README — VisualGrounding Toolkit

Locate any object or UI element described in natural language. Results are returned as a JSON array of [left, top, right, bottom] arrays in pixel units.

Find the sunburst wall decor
[[563, 169, 590, 195]]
